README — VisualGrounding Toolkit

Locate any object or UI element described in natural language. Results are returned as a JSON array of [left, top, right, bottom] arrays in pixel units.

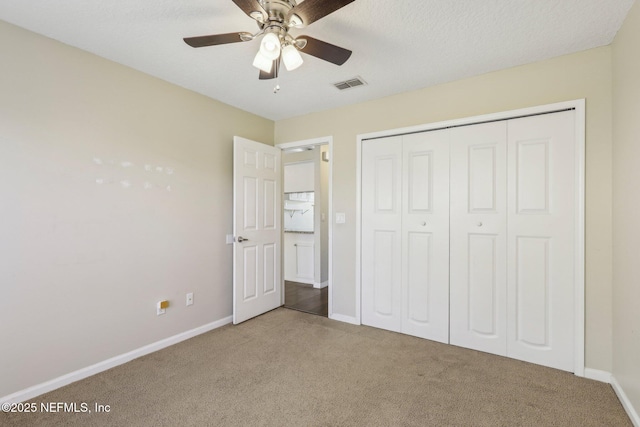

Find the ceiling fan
[[183, 0, 356, 80]]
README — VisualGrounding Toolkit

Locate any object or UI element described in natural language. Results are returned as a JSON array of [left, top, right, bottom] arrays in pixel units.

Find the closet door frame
[[356, 99, 585, 377]]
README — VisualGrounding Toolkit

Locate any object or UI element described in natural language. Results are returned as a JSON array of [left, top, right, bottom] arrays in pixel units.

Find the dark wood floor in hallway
[[284, 280, 328, 317]]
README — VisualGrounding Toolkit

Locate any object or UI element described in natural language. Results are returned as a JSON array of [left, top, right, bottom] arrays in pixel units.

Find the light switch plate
[[226, 234, 234, 244], [336, 212, 346, 224]]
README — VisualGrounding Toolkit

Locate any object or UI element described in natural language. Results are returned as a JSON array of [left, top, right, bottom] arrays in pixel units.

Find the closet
[[361, 110, 577, 372]]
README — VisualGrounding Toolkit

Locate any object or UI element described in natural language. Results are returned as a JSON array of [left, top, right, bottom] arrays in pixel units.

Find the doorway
[[276, 138, 333, 317]]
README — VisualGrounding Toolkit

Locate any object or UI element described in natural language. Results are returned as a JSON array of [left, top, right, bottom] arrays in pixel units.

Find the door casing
[[276, 137, 334, 319]]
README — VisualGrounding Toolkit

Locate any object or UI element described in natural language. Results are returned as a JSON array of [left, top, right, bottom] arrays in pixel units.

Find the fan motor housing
[[260, 0, 296, 21]]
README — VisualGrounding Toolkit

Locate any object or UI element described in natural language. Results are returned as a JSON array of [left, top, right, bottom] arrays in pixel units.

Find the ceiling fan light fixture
[[259, 32, 281, 60], [252, 51, 273, 73], [282, 44, 303, 71]]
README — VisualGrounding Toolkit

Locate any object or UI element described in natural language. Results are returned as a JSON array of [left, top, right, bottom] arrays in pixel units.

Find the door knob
[[237, 236, 249, 242], [477, 222, 483, 227], [421, 222, 427, 226]]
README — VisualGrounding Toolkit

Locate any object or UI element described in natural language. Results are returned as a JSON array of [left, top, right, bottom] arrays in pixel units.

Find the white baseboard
[[329, 313, 360, 325], [1, 316, 233, 404], [584, 368, 612, 383], [611, 375, 640, 427], [313, 281, 328, 289]]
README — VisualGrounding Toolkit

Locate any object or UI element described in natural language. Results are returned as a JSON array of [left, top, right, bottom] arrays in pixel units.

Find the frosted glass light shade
[[259, 32, 281, 60], [282, 44, 303, 71], [252, 51, 273, 73]]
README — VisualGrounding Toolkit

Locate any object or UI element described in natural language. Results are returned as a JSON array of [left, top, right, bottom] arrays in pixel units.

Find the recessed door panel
[[263, 179, 276, 229], [469, 145, 497, 212], [244, 149, 257, 168], [263, 153, 276, 171], [263, 243, 276, 295], [374, 156, 397, 212], [244, 177, 258, 231], [406, 231, 431, 323], [468, 234, 498, 337], [408, 152, 433, 213], [515, 237, 550, 348], [516, 139, 550, 214], [373, 231, 396, 316], [243, 245, 258, 301]]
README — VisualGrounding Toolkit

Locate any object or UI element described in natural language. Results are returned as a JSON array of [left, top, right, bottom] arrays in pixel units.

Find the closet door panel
[[361, 136, 403, 332], [401, 131, 450, 343], [450, 122, 508, 356], [507, 111, 575, 372]]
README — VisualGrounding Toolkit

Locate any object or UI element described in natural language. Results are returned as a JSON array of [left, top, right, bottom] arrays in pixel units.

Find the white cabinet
[[284, 162, 314, 193], [361, 110, 578, 372], [284, 232, 314, 284]]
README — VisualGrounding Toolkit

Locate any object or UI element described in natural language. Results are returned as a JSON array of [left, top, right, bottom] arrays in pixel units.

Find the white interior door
[[233, 136, 282, 324], [449, 122, 508, 355], [506, 111, 576, 371], [361, 136, 403, 332], [401, 131, 450, 343]]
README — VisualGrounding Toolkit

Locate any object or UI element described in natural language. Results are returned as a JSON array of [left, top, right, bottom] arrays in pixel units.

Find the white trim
[[584, 368, 612, 383], [611, 375, 640, 427], [314, 280, 329, 289], [355, 131, 362, 324], [281, 159, 314, 167], [276, 136, 334, 319], [358, 100, 583, 142], [0, 316, 233, 404], [330, 313, 360, 325], [277, 137, 330, 151], [573, 99, 586, 377], [356, 99, 586, 375]]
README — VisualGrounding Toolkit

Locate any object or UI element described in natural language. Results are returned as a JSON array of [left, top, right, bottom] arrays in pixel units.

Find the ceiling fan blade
[[184, 32, 251, 48], [259, 59, 280, 80], [287, 0, 356, 27], [297, 36, 352, 65], [232, 0, 266, 20]]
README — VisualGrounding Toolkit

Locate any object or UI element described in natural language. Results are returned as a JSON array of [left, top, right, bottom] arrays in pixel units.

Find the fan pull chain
[[273, 71, 280, 94]]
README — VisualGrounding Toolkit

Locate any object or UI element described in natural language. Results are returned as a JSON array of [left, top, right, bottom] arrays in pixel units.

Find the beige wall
[[612, 0, 640, 415], [0, 20, 273, 398], [275, 47, 614, 372]]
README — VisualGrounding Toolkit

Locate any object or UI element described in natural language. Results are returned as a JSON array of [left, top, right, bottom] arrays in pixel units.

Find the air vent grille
[[334, 76, 367, 91]]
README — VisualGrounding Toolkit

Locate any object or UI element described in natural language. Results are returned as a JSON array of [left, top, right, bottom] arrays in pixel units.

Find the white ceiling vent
[[334, 77, 367, 91]]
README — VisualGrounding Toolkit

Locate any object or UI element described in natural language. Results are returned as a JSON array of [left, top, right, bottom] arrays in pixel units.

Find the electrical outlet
[[157, 300, 168, 316], [186, 292, 194, 306]]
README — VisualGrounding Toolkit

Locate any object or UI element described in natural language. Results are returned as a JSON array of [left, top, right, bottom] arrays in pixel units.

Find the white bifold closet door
[[362, 110, 576, 372], [361, 131, 450, 343], [449, 121, 508, 356], [506, 111, 576, 372], [449, 111, 576, 371]]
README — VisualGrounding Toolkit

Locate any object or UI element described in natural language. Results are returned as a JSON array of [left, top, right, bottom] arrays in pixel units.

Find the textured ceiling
[[0, 0, 635, 120]]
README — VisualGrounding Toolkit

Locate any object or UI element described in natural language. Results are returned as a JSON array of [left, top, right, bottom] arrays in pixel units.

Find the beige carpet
[[2, 308, 631, 426]]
